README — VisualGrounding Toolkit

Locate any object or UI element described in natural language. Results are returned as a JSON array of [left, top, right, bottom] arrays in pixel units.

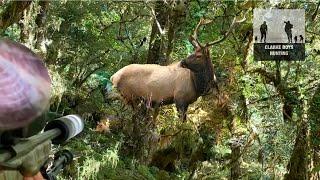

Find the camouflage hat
[[0, 39, 51, 130]]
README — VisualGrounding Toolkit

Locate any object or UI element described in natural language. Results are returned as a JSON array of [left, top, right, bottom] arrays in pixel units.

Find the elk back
[[111, 63, 197, 107]]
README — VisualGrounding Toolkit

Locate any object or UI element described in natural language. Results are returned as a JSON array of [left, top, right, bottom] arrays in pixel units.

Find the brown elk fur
[[110, 59, 206, 121], [111, 62, 197, 105]]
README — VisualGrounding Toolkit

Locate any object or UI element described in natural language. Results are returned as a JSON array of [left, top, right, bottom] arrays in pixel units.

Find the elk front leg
[[146, 103, 159, 129], [153, 104, 160, 123], [175, 102, 189, 122]]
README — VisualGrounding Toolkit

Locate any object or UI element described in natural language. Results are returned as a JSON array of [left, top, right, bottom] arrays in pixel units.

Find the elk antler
[[189, 18, 212, 48], [206, 16, 246, 47], [189, 16, 246, 48]]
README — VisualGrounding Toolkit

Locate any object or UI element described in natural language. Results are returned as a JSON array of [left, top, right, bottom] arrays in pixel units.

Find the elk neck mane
[[191, 56, 214, 96], [172, 59, 214, 96]]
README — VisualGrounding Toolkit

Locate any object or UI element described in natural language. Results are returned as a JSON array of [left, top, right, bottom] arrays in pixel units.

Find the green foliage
[[1, 0, 320, 179], [3, 24, 20, 40]]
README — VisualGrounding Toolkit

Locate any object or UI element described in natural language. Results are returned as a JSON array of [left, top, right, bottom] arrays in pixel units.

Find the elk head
[[182, 16, 246, 95]]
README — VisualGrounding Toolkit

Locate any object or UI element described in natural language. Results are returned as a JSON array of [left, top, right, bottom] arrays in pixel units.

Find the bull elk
[[111, 16, 245, 121]]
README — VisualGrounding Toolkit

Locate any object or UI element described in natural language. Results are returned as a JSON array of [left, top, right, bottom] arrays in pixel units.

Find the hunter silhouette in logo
[[299, 35, 304, 42], [284, 21, 293, 43], [260, 21, 268, 43]]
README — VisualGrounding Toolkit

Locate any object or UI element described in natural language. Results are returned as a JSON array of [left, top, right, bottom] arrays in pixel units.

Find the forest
[[1, 0, 320, 179]]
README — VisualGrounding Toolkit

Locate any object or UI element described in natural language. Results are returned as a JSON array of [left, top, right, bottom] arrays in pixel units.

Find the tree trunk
[[166, 0, 188, 59], [309, 85, 320, 179], [228, 93, 248, 179], [35, 1, 50, 49], [146, 1, 168, 65], [147, 0, 188, 64], [285, 115, 309, 180], [229, 116, 242, 180], [0, 1, 32, 32], [230, 138, 242, 180], [18, 21, 28, 43]]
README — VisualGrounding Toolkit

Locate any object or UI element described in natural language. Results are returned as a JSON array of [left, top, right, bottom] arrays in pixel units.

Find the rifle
[[0, 39, 84, 179], [0, 114, 84, 179]]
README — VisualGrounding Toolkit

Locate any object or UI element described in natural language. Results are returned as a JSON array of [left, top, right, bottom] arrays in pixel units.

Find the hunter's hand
[[23, 172, 44, 180]]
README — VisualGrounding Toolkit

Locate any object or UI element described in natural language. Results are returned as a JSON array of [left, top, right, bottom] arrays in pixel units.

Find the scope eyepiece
[[44, 115, 84, 144]]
